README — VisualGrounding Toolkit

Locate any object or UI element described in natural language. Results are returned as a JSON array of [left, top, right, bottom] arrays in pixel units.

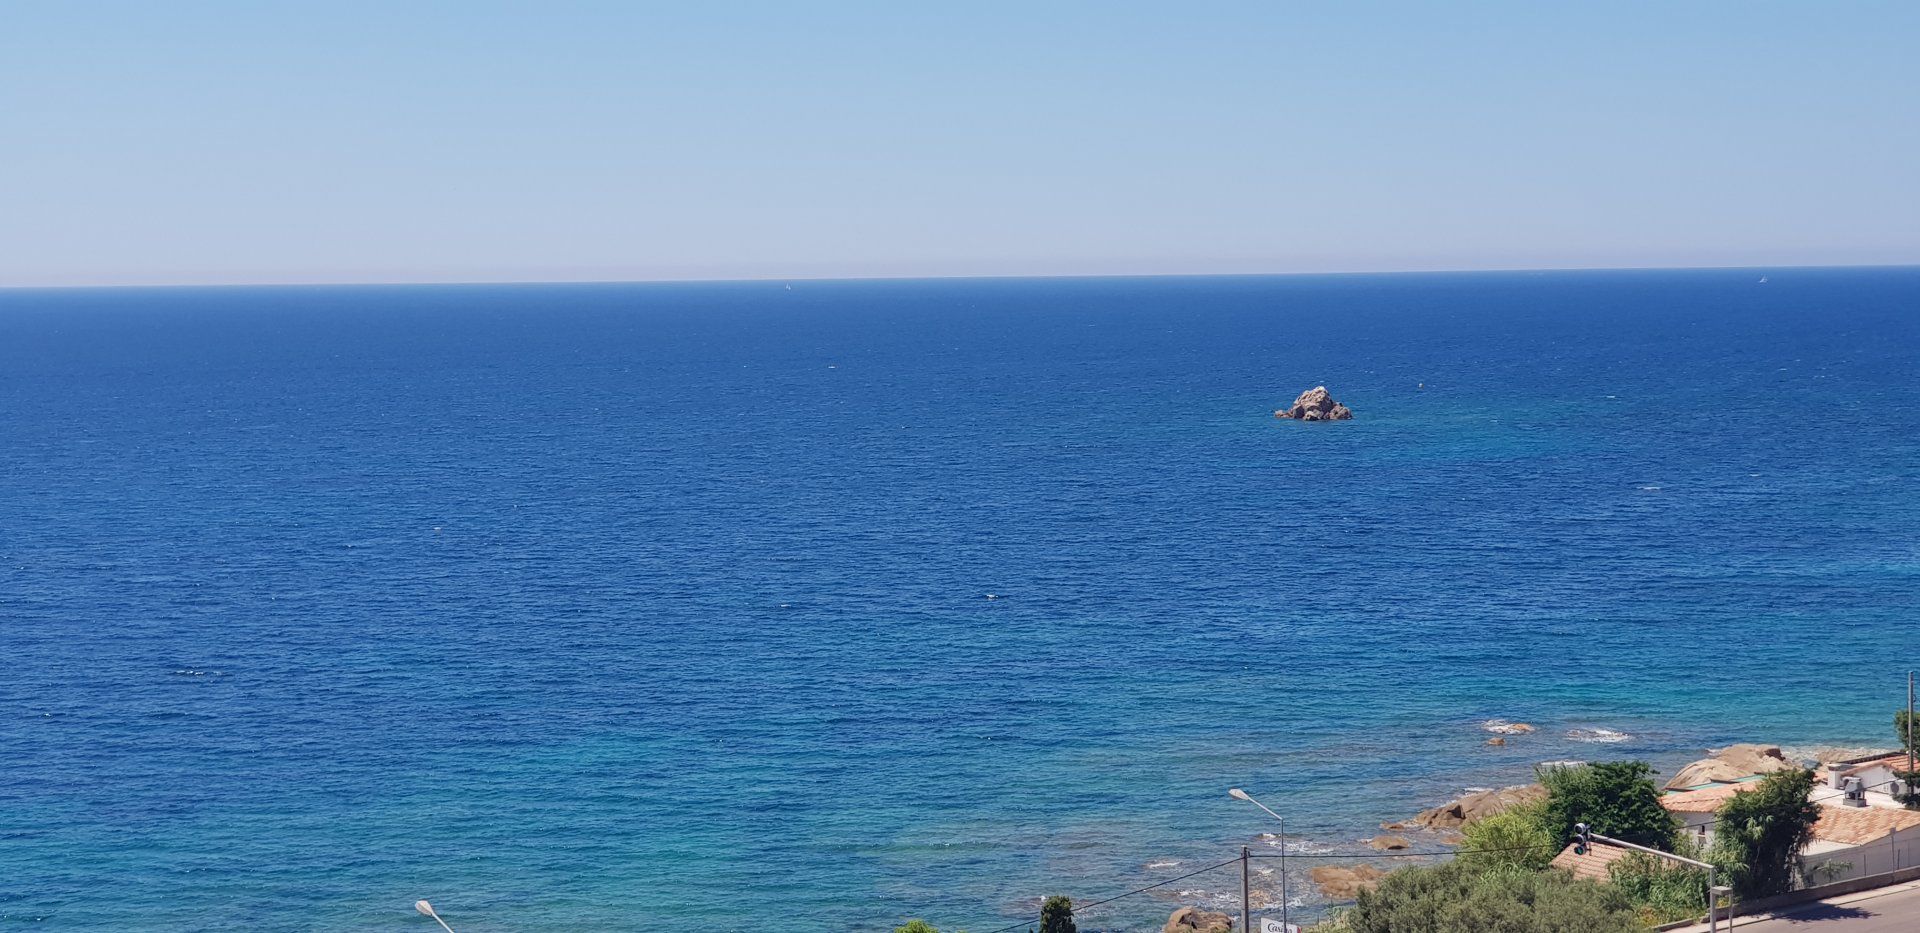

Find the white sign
[[1261, 920, 1300, 933]]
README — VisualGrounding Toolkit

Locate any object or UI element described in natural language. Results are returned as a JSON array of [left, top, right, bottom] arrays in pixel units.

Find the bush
[[1607, 851, 1707, 924], [893, 923, 940, 933], [1539, 761, 1681, 852], [1710, 768, 1820, 899], [1458, 802, 1556, 872], [1039, 895, 1076, 933], [1345, 861, 1642, 933]]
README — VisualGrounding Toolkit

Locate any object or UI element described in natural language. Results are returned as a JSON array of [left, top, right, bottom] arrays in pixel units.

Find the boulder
[[1484, 721, 1537, 735], [1275, 386, 1354, 421], [1410, 784, 1547, 830], [1312, 864, 1387, 899], [1665, 744, 1794, 790], [1165, 906, 1234, 933], [1369, 835, 1412, 851], [1486, 737, 1507, 747]]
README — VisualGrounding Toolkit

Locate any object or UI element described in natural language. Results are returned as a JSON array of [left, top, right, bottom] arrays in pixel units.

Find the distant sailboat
[[1758, 276, 1769, 284]]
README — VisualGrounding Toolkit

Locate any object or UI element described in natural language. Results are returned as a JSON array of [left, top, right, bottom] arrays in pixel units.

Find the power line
[[972, 856, 1243, 933], [1249, 841, 1565, 860]]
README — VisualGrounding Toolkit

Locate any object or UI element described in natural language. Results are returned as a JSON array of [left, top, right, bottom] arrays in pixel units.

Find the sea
[[2, 268, 1917, 931]]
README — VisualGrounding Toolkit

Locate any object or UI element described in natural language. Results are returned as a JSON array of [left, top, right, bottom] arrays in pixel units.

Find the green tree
[[1709, 768, 1821, 899], [893, 922, 940, 933], [1458, 802, 1556, 872], [1038, 895, 1076, 933], [1345, 861, 1642, 933], [1894, 711, 1920, 808], [1539, 761, 1682, 852]]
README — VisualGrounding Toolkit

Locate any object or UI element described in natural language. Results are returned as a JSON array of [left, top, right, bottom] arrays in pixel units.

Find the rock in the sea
[[1664, 744, 1795, 790], [1486, 737, 1507, 747], [1165, 906, 1235, 933], [1483, 720, 1537, 735], [1369, 835, 1412, 851], [1312, 864, 1387, 899], [1275, 386, 1353, 421], [1410, 784, 1547, 830]]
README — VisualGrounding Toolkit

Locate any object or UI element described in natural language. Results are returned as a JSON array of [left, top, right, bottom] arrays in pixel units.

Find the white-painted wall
[[1800, 829, 1920, 885]]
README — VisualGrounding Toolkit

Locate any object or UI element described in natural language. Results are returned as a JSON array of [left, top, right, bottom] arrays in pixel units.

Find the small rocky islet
[[1274, 385, 1353, 421]]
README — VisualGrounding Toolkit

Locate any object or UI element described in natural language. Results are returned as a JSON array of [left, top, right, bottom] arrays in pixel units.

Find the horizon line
[[2, 260, 1916, 293]]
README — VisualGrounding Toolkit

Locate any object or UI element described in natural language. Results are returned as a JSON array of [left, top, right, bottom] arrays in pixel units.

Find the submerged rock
[[1665, 744, 1795, 790], [1410, 783, 1547, 830], [1275, 386, 1353, 421], [1312, 864, 1387, 899], [1165, 906, 1235, 933], [1483, 720, 1537, 735], [1369, 834, 1412, 851]]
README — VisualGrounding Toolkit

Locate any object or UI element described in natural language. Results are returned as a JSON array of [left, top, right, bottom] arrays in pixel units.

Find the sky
[[2, 1, 1916, 286]]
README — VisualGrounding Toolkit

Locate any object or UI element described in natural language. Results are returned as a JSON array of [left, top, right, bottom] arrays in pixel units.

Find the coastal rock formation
[[1483, 720, 1537, 735], [1410, 784, 1547, 830], [1664, 744, 1795, 790], [1312, 864, 1387, 899], [1369, 835, 1412, 851], [1486, 737, 1507, 747], [1165, 906, 1234, 933], [1275, 386, 1353, 421]]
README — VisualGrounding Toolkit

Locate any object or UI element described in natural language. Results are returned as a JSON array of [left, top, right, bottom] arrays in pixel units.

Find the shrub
[[1345, 861, 1642, 933], [893, 922, 940, 933], [1539, 761, 1681, 852], [1607, 851, 1707, 924], [1458, 802, 1556, 872], [1038, 895, 1076, 933], [1709, 768, 1820, 899]]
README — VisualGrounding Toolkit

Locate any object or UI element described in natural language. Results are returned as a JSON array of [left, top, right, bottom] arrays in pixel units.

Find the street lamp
[[1229, 788, 1288, 932], [415, 900, 456, 933]]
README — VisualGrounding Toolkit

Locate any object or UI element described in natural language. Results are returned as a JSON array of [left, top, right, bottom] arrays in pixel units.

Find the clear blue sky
[[3, 1, 1916, 286]]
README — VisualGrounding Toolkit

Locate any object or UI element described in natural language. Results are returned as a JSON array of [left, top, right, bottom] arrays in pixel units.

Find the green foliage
[[1458, 802, 1556, 872], [1606, 851, 1707, 924], [1709, 768, 1820, 900], [1539, 761, 1682, 852], [1805, 858, 1854, 885], [1894, 712, 1920, 807], [1345, 861, 1643, 933], [893, 922, 940, 933], [1038, 895, 1076, 933]]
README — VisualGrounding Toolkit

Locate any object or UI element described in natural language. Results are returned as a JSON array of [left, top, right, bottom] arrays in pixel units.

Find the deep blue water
[[2, 268, 1918, 931]]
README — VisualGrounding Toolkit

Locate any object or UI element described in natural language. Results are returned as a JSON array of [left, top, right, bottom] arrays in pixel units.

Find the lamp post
[[1230, 788, 1288, 932], [415, 900, 456, 933]]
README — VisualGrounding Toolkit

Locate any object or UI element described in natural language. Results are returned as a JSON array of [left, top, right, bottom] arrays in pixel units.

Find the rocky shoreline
[[1149, 728, 1905, 929]]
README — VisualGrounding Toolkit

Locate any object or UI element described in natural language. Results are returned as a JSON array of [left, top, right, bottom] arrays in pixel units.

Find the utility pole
[[1241, 846, 1251, 933], [1587, 831, 1721, 933], [1907, 670, 1914, 779]]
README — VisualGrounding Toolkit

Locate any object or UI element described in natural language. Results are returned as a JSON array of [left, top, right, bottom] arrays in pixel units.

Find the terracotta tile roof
[[1550, 841, 1635, 882], [1811, 805, 1920, 847], [1660, 782, 1751, 814], [1834, 753, 1915, 778]]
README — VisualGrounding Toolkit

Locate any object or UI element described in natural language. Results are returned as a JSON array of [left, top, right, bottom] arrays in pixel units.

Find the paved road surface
[[1717, 882, 1920, 932]]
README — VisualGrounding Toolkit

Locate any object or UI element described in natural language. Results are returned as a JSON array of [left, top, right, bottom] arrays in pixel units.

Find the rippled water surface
[[3, 269, 1918, 930]]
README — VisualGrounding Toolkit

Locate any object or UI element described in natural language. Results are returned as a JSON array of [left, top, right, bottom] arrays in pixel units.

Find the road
[[1710, 881, 1920, 932]]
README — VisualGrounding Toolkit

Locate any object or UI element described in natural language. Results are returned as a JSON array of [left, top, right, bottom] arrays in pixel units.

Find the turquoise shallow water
[[2, 268, 1917, 931]]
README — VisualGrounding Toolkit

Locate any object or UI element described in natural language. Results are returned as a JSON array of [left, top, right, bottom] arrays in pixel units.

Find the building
[[1656, 757, 1920, 886], [1549, 840, 1635, 881]]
